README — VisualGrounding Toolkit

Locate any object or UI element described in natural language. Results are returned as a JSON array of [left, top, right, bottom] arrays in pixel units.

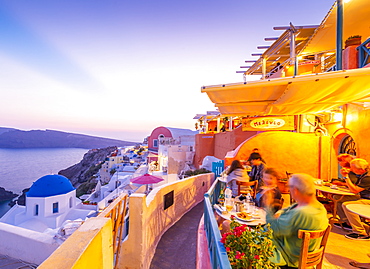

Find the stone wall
[[119, 173, 214, 269]]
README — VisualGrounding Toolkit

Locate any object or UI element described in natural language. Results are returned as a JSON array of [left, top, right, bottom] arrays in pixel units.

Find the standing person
[[340, 158, 370, 240], [334, 158, 370, 232], [265, 173, 328, 268], [226, 160, 249, 197], [255, 167, 282, 213], [248, 152, 266, 188]]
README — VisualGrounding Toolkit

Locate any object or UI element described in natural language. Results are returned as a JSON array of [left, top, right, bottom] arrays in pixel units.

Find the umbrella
[[131, 173, 164, 184]]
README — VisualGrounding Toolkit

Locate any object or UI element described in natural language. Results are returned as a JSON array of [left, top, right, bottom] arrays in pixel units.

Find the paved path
[[150, 201, 204, 269]]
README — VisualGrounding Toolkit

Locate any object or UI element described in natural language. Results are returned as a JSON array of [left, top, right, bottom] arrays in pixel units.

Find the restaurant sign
[[242, 116, 295, 131]]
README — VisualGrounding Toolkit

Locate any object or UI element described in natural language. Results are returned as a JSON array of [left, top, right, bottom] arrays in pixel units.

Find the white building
[[0, 174, 96, 264]]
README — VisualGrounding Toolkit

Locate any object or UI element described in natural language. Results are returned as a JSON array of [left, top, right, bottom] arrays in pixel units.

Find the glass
[[225, 204, 234, 212], [225, 199, 234, 212]]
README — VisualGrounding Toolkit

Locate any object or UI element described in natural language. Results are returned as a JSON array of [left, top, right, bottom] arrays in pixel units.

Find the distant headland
[[0, 127, 138, 149]]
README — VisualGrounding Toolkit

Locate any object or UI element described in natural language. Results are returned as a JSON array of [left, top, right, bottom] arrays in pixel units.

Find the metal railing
[[358, 38, 370, 68], [203, 179, 231, 269], [98, 192, 128, 269]]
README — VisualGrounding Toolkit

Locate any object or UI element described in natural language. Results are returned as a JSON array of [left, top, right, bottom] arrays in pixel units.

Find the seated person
[[248, 152, 266, 189], [266, 173, 328, 268], [340, 158, 370, 240], [226, 159, 250, 197], [334, 158, 370, 231], [255, 167, 282, 213], [332, 153, 357, 186]]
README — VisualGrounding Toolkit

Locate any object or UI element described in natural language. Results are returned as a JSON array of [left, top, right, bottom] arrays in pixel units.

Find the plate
[[235, 212, 254, 222]]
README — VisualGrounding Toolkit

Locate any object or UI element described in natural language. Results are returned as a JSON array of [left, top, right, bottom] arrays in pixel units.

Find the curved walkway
[[150, 201, 204, 269]]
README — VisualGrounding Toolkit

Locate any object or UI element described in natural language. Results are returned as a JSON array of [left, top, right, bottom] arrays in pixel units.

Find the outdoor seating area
[[201, 177, 370, 269]]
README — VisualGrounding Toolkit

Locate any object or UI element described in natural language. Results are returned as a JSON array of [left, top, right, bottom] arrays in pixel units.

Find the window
[[35, 204, 39, 216], [53, 202, 59, 213], [153, 139, 158, 147], [69, 197, 73, 208]]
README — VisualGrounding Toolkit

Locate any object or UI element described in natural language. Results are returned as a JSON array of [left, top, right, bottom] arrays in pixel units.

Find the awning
[[301, 0, 370, 56], [202, 67, 370, 116]]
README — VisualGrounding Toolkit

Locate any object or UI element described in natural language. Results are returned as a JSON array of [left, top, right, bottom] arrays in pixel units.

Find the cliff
[[0, 128, 137, 149], [58, 146, 117, 186], [0, 187, 17, 202], [11, 146, 117, 205]]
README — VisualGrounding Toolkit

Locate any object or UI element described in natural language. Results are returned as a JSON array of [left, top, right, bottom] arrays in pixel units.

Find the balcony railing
[[203, 179, 231, 269], [97, 193, 129, 269]]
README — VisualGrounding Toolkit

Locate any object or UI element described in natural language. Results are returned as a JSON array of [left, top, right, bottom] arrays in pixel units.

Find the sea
[[0, 148, 88, 217]]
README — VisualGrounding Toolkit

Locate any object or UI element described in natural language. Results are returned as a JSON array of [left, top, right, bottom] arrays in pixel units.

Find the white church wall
[[26, 197, 47, 218], [0, 222, 59, 265]]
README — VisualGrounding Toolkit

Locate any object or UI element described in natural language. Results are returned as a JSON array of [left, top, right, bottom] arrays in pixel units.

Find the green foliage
[[346, 35, 361, 40], [84, 163, 102, 180], [184, 168, 211, 177], [76, 182, 97, 197], [221, 219, 279, 269]]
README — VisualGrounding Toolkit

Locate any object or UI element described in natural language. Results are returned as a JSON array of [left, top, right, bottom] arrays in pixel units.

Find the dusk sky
[[0, 0, 334, 142]]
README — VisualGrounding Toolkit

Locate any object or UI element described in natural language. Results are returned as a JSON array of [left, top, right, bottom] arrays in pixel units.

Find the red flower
[[235, 252, 245, 260], [254, 255, 260, 260], [226, 247, 230, 252]]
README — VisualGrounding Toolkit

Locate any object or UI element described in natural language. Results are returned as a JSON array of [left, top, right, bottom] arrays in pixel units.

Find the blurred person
[[265, 173, 328, 268], [226, 160, 250, 197], [255, 167, 283, 213]]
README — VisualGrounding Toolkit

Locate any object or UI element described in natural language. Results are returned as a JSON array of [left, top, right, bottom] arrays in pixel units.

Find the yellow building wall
[[227, 131, 330, 180], [38, 217, 113, 269]]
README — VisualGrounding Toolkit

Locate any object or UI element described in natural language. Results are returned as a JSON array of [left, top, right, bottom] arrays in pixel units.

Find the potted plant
[[345, 35, 362, 48], [221, 218, 279, 269]]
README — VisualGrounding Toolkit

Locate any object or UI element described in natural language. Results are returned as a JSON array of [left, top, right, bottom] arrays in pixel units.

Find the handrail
[[203, 179, 231, 269], [98, 192, 128, 269], [358, 37, 370, 68]]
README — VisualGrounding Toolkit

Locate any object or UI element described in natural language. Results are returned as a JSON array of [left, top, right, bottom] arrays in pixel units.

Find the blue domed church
[[25, 175, 77, 225], [0, 174, 97, 264]]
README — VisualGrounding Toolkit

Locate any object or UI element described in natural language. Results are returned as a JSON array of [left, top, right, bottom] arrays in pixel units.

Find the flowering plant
[[221, 217, 279, 269]]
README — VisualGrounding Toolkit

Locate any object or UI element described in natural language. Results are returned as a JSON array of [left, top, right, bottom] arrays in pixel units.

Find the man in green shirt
[[265, 173, 328, 268]]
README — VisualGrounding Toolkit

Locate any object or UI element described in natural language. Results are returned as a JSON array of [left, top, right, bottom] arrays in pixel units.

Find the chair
[[236, 180, 258, 198], [298, 224, 331, 269]]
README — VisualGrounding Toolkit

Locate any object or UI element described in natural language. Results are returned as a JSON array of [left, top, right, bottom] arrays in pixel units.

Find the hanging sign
[[242, 116, 295, 131]]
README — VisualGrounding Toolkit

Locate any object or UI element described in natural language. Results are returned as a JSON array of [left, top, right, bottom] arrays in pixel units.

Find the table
[[315, 184, 356, 224], [214, 204, 266, 226], [346, 204, 370, 219]]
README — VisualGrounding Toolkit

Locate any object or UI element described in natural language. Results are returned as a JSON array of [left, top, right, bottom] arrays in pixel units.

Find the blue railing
[[358, 37, 370, 68], [212, 160, 225, 177], [204, 179, 231, 269]]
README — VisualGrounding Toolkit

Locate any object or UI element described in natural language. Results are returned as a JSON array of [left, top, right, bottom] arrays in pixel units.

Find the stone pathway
[[150, 201, 204, 269]]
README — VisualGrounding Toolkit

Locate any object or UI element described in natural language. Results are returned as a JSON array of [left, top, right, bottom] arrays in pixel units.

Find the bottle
[[224, 187, 233, 212], [245, 192, 252, 213], [218, 187, 225, 205]]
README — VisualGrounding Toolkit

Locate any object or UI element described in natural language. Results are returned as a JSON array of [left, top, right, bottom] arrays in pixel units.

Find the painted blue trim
[[357, 38, 370, 68], [204, 179, 231, 269], [336, 0, 343, 71]]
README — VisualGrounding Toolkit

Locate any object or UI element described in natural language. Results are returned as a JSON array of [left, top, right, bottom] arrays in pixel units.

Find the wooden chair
[[236, 180, 258, 198], [298, 224, 331, 269]]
